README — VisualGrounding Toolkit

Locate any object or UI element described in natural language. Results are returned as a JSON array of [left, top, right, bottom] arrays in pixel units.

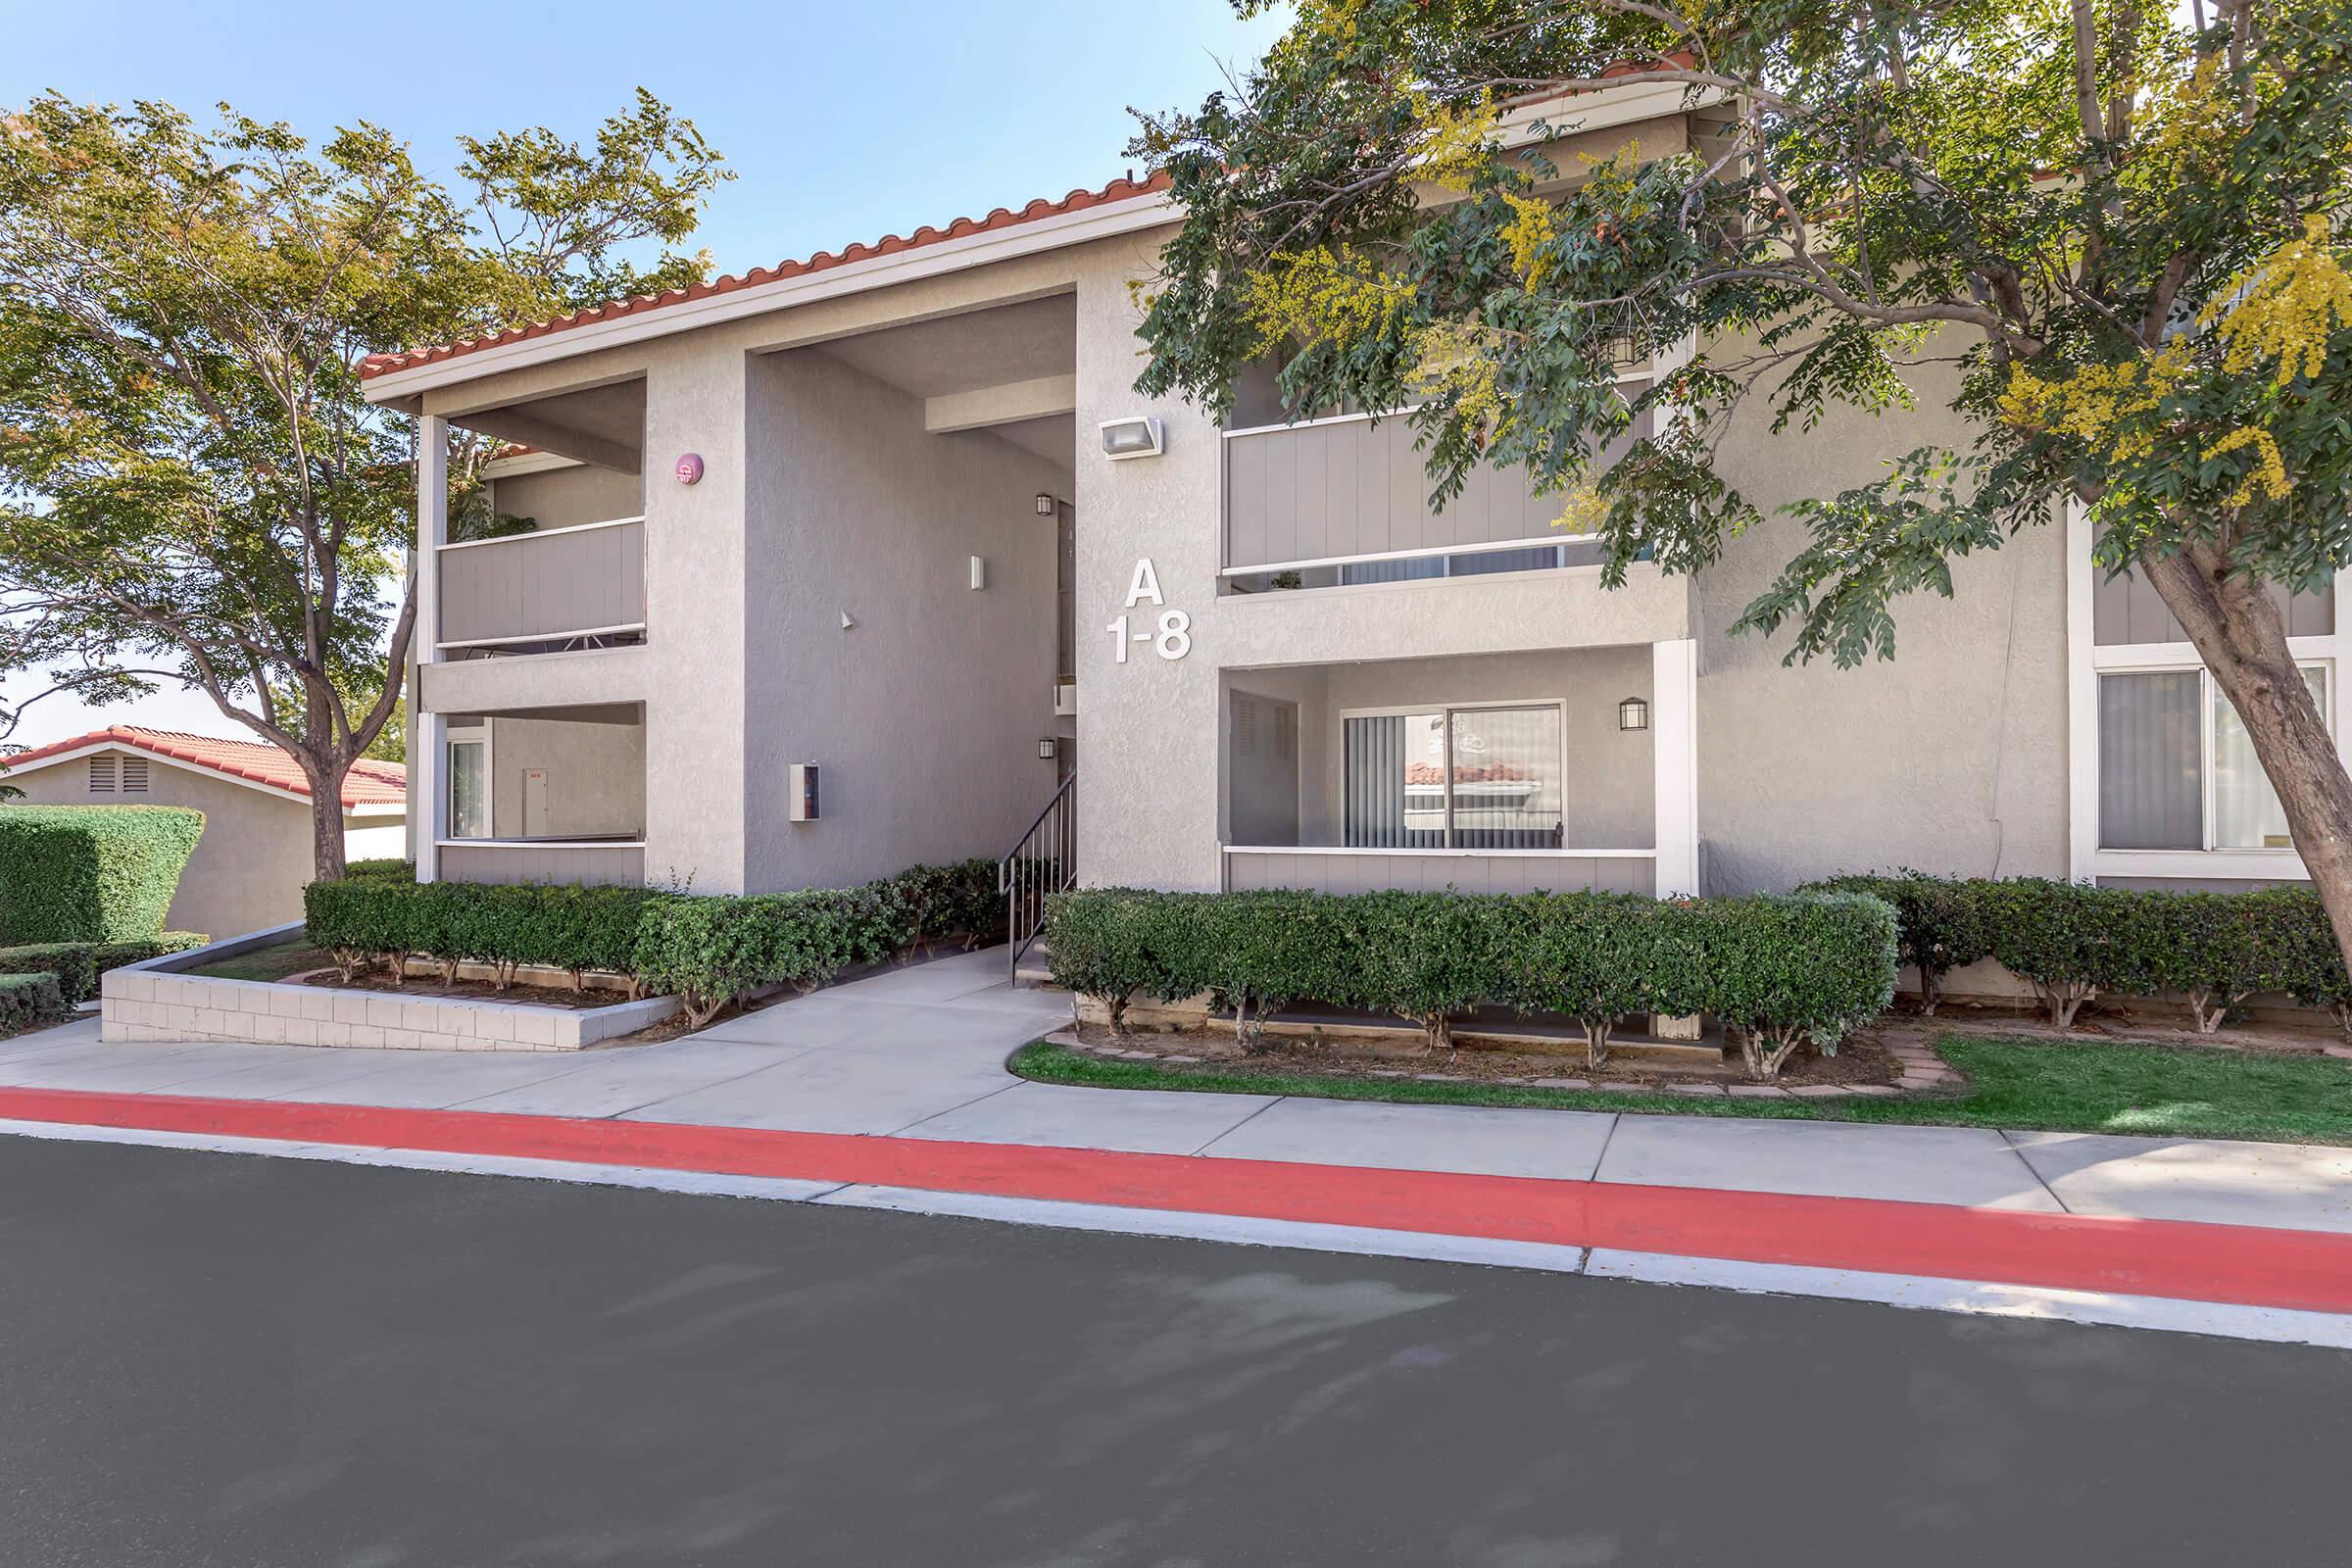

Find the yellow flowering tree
[[1135, 0, 2352, 966]]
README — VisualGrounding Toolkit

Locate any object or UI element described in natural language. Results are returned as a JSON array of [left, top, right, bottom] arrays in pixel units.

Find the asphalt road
[[1, 1134, 2346, 1567]]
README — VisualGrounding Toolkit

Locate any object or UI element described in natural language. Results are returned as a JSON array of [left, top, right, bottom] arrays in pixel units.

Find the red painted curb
[[5, 1085, 2351, 1315]]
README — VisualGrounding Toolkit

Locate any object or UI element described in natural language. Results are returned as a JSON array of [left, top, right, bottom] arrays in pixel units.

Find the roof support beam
[[923, 373, 1077, 435], [459, 407, 643, 475]]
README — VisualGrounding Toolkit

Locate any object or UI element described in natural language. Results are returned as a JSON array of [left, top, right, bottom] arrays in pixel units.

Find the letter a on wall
[[1124, 558, 1164, 609]]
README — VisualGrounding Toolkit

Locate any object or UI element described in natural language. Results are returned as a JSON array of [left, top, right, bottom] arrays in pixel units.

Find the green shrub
[[2236, 885, 2352, 1030], [1966, 878, 2132, 1027], [1052, 885, 1900, 1077], [345, 857, 416, 882], [631, 888, 894, 1025], [304, 877, 651, 989], [886, 858, 1004, 953], [1509, 892, 1697, 1068], [1157, 890, 1349, 1048], [0, 971, 67, 1036], [2120, 889, 2270, 1032], [0, 932, 207, 1004], [1695, 893, 1899, 1080], [0, 805, 205, 943], [1800, 870, 1992, 1013], [1042, 889, 1172, 1033], [1337, 891, 1516, 1054]]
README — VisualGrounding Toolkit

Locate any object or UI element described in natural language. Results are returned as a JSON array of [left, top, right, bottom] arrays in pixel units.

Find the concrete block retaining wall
[[99, 925, 677, 1052]]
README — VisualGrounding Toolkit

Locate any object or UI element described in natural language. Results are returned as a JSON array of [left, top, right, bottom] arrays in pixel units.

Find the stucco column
[[413, 415, 448, 882], [1651, 637, 1699, 897], [641, 353, 751, 892]]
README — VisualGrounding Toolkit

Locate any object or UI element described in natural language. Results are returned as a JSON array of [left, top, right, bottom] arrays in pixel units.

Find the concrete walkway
[[7, 946, 2352, 1241]]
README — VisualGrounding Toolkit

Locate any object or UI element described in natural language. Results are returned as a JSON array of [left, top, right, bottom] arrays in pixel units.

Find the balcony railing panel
[[1224, 394, 1649, 573], [1222, 847, 1655, 897], [437, 517, 646, 652]]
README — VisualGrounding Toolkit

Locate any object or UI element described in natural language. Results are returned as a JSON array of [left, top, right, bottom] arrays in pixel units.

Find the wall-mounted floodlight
[[1099, 416, 1165, 461]]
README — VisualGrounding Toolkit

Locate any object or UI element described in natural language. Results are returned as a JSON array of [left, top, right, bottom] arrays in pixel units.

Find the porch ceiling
[[811, 293, 1075, 401], [462, 380, 647, 474]]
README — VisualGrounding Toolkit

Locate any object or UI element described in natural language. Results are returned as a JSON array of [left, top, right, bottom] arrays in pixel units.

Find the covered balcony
[[433, 381, 647, 659], [1220, 643, 1697, 897], [433, 703, 647, 886], [1218, 372, 1654, 597]]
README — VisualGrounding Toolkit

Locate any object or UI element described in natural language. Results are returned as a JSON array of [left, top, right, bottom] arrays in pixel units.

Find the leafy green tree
[[0, 90, 726, 876], [1133, 0, 2352, 961]]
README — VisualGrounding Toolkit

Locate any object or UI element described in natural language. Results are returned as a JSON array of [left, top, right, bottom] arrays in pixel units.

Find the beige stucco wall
[[1695, 343, 2069, 893], [483, 715, 646, 839], [1, 748, 401, 937], [738, 348, 1063, 890], [486, 463, 643, 532], [395, 96, 2073, 902]]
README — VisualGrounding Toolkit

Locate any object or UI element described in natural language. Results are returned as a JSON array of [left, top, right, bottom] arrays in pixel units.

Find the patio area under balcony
[[1220, 643, 1696, 897], [435, 703, 647, 886]]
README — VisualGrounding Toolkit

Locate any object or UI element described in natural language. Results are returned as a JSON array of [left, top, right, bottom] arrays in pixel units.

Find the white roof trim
[[1, 738, 405, 813], [362, 189, 1177, 402]]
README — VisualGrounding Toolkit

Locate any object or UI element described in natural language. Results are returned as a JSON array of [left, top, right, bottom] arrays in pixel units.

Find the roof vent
[[121, 757, 149, 794], [88, 756, 116, 793]]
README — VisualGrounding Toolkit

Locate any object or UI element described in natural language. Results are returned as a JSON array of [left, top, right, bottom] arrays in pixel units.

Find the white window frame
[[2067, 501, 2352, 880], [1337, 696, 1571, 851], [445, 722, 493, 843]]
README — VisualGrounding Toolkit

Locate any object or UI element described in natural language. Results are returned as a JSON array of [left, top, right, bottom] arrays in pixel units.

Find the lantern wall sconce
[[1618, 696, 1649, 732]]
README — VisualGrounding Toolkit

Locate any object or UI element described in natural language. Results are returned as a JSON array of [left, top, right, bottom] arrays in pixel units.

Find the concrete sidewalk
[[7, 946, 2352, 1342], [12, 946, 2352, 1234]]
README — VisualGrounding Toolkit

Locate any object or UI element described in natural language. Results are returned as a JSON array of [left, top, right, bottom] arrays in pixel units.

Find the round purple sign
[[674, 452, 705, 486]]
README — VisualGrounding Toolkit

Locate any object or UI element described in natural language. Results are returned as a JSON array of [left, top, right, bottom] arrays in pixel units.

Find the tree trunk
[[308, 772, 349, 884], [2140, 546, 2352, 975]]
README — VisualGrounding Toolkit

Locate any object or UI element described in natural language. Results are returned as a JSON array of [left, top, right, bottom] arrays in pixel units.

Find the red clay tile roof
[[360, 170, 1174, 382], [1, 725, 407, 808]]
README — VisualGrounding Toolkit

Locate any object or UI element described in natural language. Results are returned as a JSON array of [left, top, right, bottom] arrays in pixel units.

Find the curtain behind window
[[2099, 671, 2202, 849]]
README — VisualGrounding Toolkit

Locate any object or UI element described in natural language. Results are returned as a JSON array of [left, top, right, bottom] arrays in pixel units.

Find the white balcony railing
[[436, 515, 646, 655]]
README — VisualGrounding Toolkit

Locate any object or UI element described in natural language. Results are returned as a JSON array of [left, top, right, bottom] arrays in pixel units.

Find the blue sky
[[0, 0, 1285, 748]]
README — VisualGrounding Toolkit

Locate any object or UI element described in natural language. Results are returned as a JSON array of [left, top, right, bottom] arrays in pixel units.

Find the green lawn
[[185, 939, 334, 984], [1010, 1036, 2352, 1147]]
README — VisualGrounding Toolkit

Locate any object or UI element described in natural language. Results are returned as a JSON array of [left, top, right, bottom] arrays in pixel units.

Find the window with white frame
[[447, 729, 490, 840], [2097, 664, 2329, 852], [1343, 703, 1565, 850]]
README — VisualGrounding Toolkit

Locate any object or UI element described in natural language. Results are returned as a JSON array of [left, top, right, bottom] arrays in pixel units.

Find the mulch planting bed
[[1058, 1016, 1908, 1094], [293, 970, 633, 1011]]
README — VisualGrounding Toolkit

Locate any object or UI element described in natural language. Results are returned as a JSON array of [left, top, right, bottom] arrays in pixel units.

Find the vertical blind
[[2100, 665, 2329, 852], [2098, 671, 2202, 849], [1344, 707, 1565, 850]]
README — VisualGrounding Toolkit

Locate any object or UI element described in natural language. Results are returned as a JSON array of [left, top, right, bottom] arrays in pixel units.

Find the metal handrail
[[1000, 771, 1076, 980]]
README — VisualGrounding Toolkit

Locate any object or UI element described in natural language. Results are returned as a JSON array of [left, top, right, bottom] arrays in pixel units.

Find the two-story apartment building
[[361, 77, 2350, 924]]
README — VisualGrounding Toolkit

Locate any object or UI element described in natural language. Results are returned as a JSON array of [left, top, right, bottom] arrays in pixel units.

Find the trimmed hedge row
[[0, 933, 208, 1004], [0, 971, 67, 1037], [303, 857, 1006, 1026], [1043, 888, 1898, 1081], [1800, 873, 2352, 1031], [0, 805, 205, 943]]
